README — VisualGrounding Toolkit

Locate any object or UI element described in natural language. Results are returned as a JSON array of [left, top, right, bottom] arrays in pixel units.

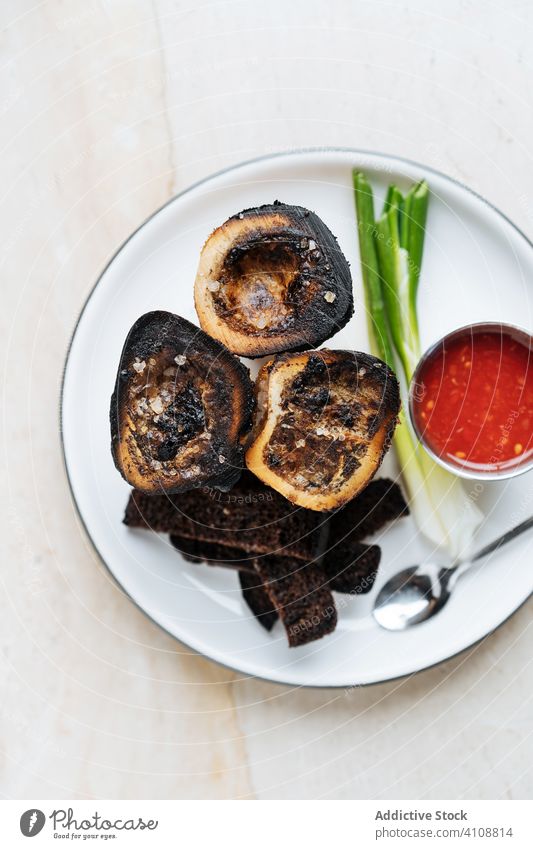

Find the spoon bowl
[[373, 564, 453, 631]]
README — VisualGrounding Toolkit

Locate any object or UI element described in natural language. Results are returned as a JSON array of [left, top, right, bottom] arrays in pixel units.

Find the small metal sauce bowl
[[408, 321, 533, 481]]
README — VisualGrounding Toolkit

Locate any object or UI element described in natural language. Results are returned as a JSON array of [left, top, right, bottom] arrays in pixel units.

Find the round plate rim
[[59, 146, 533, 689]]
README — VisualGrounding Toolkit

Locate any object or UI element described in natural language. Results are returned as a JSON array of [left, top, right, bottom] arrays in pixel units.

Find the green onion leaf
[[353, 170, 482, 558]]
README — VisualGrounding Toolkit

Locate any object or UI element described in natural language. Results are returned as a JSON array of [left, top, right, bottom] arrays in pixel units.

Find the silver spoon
[[373, 515, 533, 631]]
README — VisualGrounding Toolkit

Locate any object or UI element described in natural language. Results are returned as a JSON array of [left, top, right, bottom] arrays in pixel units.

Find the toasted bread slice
[[246, 350, 400, 511]]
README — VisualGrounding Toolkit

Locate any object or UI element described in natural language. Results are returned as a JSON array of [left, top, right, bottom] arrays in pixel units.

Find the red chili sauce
[[411, 329, 533, 472]]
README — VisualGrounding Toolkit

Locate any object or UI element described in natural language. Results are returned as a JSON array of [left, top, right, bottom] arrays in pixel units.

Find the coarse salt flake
[[150, 396, 164, 415]]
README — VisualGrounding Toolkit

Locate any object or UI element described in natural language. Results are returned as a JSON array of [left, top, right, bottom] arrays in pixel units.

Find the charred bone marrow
[[245, 349, 401, 511], [194, 202, 354, 357], [110, 311, 253, 494]]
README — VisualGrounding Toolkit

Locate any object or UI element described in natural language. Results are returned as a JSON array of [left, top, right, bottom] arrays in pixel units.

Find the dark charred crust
[[154, 383, 205, 460], [195, 203, 354, 356], [239, 571, 279, 631], [110, 311, 254, 494]]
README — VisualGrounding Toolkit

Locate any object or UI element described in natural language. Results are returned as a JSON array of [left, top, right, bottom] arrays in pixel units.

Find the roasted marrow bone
[[194, 202, 354, 357], [110, 311, 253, 493], [246, 350, 400, 511]]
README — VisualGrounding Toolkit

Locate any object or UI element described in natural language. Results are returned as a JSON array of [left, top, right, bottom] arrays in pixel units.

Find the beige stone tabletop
[[2, 0, 532, 799]]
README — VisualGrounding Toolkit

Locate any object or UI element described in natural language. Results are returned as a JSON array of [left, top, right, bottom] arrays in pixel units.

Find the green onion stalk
[[353, 172, 482, 558]]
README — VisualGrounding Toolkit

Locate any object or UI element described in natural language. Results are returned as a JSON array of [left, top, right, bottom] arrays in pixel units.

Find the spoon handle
[[444, 514, 533, 590], [472, 515, 533, 563]]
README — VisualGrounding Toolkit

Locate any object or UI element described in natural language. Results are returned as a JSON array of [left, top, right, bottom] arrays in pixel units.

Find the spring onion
[[353, 171, 483, 558]]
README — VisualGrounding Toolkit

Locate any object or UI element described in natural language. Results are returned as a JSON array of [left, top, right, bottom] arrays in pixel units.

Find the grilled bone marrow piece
[[194, 202, 353, 357], [246, 350, 400, 511], [110, 311, 253, 494]]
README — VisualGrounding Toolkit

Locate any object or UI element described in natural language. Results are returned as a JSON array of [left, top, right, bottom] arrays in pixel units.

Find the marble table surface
[[1, 0, 532, 799]]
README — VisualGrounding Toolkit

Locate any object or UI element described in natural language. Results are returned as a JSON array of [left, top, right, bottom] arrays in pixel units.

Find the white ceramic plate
[[61, 149, 533, 687]]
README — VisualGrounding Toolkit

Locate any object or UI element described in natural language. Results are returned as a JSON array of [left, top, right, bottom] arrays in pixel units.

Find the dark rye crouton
[[124, 476, 407, 646], [239, 572, 279, 632], [328, 478, 408, 542], [251, 555, 337, 647], [124, 471, 324, 561], [170, 533, 379, 595], [171, 537, 332, 644], [169, 535, 255, 571], [322, 542, 381, 594]]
